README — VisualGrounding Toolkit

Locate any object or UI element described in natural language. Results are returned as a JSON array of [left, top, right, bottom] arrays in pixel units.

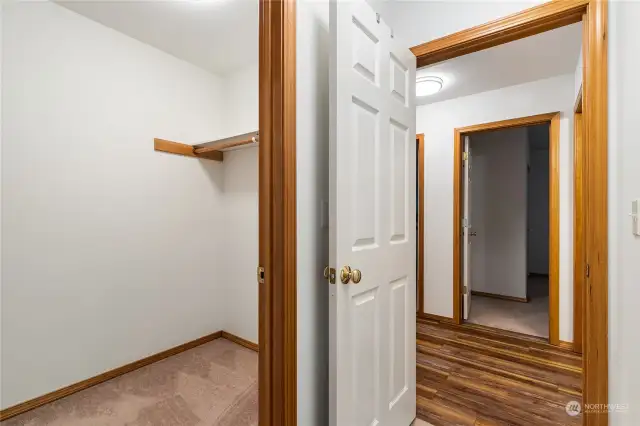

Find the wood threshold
[[417, 312, 455, 324], [471, 290, 529, 303], [417, 134, 425, 315], [559, 340, 578, 352], [412, 1, 608, 422], [221, 331, 259, 352], [0, 331, 224, 422], [410, 0, 588, 67]]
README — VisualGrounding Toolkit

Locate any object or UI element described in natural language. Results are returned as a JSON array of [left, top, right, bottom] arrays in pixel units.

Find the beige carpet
[[2, 339, 258, 426], [467, 276, 549, 338]]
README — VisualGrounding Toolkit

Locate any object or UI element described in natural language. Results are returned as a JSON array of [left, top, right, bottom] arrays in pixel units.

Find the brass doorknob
[[340, 266, 352, 284], [340, 266, 362, 284]]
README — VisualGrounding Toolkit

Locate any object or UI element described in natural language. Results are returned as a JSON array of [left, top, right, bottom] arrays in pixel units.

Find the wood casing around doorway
[[451, 112, 561, 347], [417, 134, 425, 315], [259, 1, 297, 425]]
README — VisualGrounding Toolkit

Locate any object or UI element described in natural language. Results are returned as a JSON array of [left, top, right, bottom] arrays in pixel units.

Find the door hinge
[[463, 285, 468, 295], [463, 152, 469, 161], [257, 266, 265, 284], [586, 263, 590, 278], [323, 266, 336, 284]]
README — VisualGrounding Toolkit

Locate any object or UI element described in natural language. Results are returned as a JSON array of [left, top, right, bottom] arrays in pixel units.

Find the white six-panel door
[[329, 1, 417, 425]]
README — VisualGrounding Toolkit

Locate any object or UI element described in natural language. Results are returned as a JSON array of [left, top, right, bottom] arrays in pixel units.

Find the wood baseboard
[[0, 330, 228, 421], [471, 290, 529, 303], [528, 272, 550, 278], [417, 312, 455, 323], [221, 331, 259, 352], [557, 340, 577, 352]]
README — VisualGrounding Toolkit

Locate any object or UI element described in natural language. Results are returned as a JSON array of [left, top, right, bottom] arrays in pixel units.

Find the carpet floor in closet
[[1, 339, 258, 426]]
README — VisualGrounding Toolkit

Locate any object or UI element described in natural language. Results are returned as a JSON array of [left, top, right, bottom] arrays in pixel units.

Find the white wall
[[419, 74, 575, 342], [375, 0, 545, 48], [1, 2, 227, 409], [219, 64, 259, 343], [574, 45, 583, 100], [222, 63, 259, 138], [296, 1, 330, 425], [0, 2, 4, 408], [470, 128, 528, 299], [609, 2, 640, 423]]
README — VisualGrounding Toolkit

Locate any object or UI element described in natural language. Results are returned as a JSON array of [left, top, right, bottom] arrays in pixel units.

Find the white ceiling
[[58, 0, 259, 77], [416, 23, 582, 105]]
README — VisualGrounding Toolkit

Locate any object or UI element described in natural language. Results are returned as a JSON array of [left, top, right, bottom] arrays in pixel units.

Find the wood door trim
[[583, 2, 608, 423], [221, 331, 259, 352], [573, 107, 584, 355], [259, 1, 297, 425], [548, 113, 561, 346], [410, 0, 588, 67], [417, 134, 425, 315], [452, 112, 561, 346], [413, 1, 608, 421]]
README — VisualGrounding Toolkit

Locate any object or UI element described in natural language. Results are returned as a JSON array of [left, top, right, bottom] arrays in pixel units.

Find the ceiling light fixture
[[416, 76, 443, 97]]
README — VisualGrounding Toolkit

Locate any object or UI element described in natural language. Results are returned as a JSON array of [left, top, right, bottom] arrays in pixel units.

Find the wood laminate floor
[[416, 317, 582, 426]]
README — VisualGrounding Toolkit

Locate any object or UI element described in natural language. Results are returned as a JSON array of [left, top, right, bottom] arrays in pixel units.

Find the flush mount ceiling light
[[416, 76, 443, 97]]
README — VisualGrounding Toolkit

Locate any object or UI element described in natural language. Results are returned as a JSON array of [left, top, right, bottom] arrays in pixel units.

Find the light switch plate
[[633, 199, 640, 236]]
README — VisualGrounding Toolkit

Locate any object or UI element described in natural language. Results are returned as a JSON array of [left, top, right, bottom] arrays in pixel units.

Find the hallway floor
[[467, 275, 549, 338], [416, 317, 582, 426], [1, 339, 258, 426]]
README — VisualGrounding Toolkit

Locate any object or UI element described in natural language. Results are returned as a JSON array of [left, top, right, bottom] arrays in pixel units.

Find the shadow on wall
[[198, 158, 225, 193]]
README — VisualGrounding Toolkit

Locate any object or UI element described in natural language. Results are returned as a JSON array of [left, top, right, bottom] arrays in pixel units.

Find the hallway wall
[[417, 74, 575, 342]]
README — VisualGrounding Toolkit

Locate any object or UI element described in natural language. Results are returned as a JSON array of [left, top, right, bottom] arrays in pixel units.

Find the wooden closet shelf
[[154, 131, 258, 162]]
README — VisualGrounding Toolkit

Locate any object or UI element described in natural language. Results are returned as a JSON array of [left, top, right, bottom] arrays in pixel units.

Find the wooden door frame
[[410, 0, 608, 423], [451, 113, 561, 346], [417, 134, 425, 315], [259, 1, 297, 425], [574, 86, 584, 355]]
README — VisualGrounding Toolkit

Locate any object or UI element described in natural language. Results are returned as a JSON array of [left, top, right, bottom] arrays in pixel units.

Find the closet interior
[[1, 0, 260, 424]]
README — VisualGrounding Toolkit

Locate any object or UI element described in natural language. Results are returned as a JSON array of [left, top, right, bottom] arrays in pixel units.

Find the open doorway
[[0, 0, 298, 424], [454, 114, 560, 342], [461, 122, 553, 339]]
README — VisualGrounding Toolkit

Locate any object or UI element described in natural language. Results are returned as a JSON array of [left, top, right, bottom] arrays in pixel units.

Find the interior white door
[[463, 136, 472, 320], [329, 1, 416, 425]]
